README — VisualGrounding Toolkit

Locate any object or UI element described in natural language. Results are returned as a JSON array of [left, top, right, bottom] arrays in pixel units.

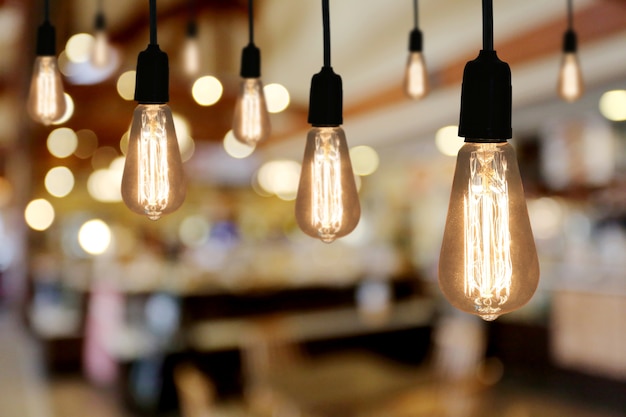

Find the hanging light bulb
[[557, 1, 584, 102], [295, 0, 360, 243], [403, 0, 429, 100], [91, 3, 110, 68], [121, 0, 185, 220], [27, 0, 66, 126], [439, 0, 539, 321], [182, 0, 200, 77], [232, 0, 271, 146]]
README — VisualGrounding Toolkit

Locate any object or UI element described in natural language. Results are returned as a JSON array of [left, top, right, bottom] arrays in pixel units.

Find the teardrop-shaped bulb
[[121, 104, 186, 220], [182, 36, 200, 77], [439, 142, 539, 321], [295, 126, 360, 243], [27, 56, 66, 126], [403, 52, 429, 100], [232, 78, 271, 146], [557, 52, 584, 102], [91, 29, 110, 67]]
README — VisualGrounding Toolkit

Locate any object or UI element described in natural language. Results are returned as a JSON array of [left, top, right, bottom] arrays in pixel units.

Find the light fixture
[[182, 0, 200, 77], [231, 0, 271, 146], [403, 0, 429, 100], [121, 0, 186, 221], [91, 0, 111, 68], [27, 0, 67, 126], [557, 0, 584, 102], [295, 0, 360, 243], [439, 0, 539, 321]]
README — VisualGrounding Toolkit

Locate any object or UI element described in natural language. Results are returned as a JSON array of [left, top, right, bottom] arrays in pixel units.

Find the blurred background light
[[47, 128, 78, 158], [599, 90, 626, 122], [350, 145, 380, 176], [435, 125, 464, 156], [78, 219, 111, 255], [116, 71, 136, 101], [264, 83, 290, 113], [25, 199, 55, 231], [223, 130, 255, 159], [192, 76, 223, 106], [44, 166, 75, 198]]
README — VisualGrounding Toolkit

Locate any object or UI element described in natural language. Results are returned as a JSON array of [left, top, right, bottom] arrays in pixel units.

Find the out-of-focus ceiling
[[5, 0, 626, 166]]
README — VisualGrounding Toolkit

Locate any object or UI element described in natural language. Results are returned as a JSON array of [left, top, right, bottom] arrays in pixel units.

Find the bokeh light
[[65, 33, 94, 63], [223, 130, 255, 159], [172, 112, 195, 161], [257, 160, 301, 200], [116, 70, 136, 101], [78, 219, 112, 255], [599, 90, 626, 122], [350, 145, 380, 176], [51, 93, 74, 125], [25, 198, 55, 231], [192, 76, 223, 106], [45, 166, 75, 198], [264, 83, 290, 113], [47, 127, 78, 158], [179, 215, 210, 248], [87, 169, 122, 203], [435, 125, 464, 156], [74, 129, 99, 159]]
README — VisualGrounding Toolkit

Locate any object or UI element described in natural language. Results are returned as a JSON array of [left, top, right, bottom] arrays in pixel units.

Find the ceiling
[[4, 0, 626, 172]]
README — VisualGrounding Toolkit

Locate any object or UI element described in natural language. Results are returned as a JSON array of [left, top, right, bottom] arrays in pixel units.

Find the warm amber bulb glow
[[182, 37, 200, 77], [295, 127, 360, 243], [27, 56, 66, 125], [403, 52, 429, 100], [557, 52, 584, 102], [232, 78, 271, 146], [91, 30, 110, 67], [121, 104, 186, 220], [439, 142, 539, 321]]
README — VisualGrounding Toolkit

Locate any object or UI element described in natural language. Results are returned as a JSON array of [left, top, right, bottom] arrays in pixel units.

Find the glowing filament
[[28, 57, 66, 125], [464, 144, 512, 320], [312, 131, 343, 242], [232, 78, 270, 146], [138, 108, 170, 220], [558, 53, 584, 102]]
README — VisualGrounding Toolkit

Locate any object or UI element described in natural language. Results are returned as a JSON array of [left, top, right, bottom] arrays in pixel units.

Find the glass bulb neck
[[134, 44, 169, 104], [240, 43, 261, 78], [36, 20, 56, 56], [458, 50, 512, 140], [308, 66, 343, 126]]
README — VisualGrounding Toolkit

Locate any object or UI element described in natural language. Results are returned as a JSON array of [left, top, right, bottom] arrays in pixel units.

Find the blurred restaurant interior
[[1, 0, 626, 416]]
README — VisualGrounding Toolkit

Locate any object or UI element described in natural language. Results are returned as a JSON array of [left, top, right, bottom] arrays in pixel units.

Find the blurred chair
[[174, 362, 216, 417]]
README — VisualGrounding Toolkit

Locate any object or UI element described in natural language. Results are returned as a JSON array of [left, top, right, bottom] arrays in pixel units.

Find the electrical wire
[[247, 0, 254, 44], [482, 0, 493, 51], [44, 0, 50, 21], [567, 0, 573, 30], [413, 0, 419, 29], [322, 0, 331, 67], [149, 0, 157, 45]]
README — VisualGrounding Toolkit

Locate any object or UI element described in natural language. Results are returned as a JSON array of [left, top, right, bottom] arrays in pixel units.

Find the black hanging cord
[[322, 0, 331, 67], [567, 0, 573, 29], [482, 0, 493, 51], [44, 0, 50, 21], [413, 0, 418, 29], [186, 0, 197, 37], [149, 0, 157, 45], [248, 0, 254, 44]]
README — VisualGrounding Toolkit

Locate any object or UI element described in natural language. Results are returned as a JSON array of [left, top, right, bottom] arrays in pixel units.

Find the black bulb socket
[[186, 20, 198, 38], [134, 44, 169, 104], [36, 21, 56, 56], [94, 12, 106, 31], [240, 43, 261, 78], [408, 28, 423, 52], [458, 50, 512, 142], [563, 29, 577, 53], [308, 66, 343, 126]]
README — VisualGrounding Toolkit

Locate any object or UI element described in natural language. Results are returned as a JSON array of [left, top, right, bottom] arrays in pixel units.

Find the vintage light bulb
[[232, 77, 271, 146], [295, 126, 360, 243], [403, 28, 429, 100], [91, 12, 110, 67], [557, 52, 583, 102], [121, 1, 186, 220], [439, 142, 539, 321], [121, 104, 185, 220], [27, 56, 66, 125], [182, 21, 200, 77], [28, 16, 66, 126]]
